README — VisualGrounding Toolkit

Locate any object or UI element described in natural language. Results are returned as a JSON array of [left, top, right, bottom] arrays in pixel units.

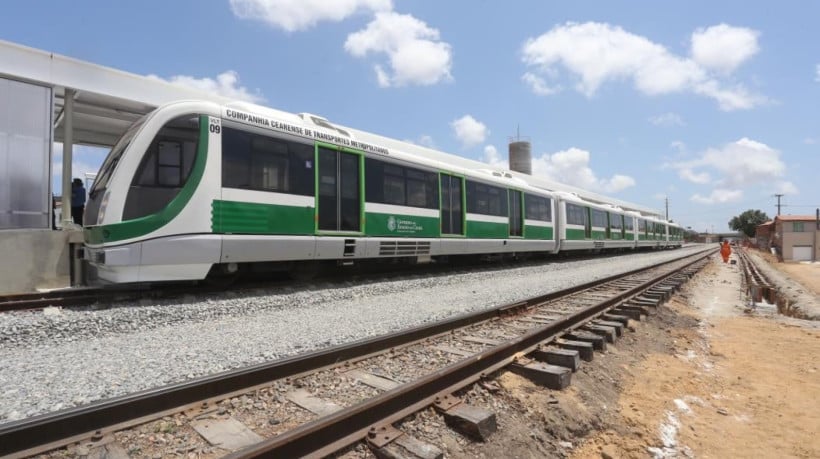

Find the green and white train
[[83, 100, 683, 284]]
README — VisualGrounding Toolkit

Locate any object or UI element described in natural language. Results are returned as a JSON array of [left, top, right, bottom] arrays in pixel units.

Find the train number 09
[[209, 119, 221, 134]]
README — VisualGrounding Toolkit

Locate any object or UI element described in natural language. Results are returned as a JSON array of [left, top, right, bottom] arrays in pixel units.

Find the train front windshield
[[85, 114, 149, 226]]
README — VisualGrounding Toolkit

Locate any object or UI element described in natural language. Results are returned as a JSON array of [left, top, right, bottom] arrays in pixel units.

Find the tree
[[729, 209, 770, 238]]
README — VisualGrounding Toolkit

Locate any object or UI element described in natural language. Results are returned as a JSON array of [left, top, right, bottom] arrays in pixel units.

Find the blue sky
[[2, 0, 818, 232]]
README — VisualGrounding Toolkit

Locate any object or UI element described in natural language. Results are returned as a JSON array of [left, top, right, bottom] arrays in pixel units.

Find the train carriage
[[85, 101, 562, 284], [556, 193, 635, 251], [83, 99, 679, 285]]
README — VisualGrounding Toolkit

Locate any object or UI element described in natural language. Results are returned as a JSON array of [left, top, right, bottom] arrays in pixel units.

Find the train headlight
[[97, 190, 110, 223]]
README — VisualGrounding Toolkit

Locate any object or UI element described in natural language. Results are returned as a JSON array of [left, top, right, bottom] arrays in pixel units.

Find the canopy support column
[[61, 88, 75, 228]]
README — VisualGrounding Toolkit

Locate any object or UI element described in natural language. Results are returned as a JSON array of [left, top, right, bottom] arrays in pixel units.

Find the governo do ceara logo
[[387, 216, 397, 232]]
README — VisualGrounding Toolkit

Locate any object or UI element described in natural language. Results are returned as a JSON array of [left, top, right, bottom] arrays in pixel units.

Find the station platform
[[0, 228, 83, 294]]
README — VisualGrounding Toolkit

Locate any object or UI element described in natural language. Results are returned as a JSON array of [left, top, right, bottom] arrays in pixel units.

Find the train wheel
[[205, 263, 241, 288], [288, 261, 322, 281]]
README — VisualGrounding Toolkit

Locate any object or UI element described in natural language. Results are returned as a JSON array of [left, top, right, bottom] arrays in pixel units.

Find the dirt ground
[[753, 248, 820, 296], [411, 254, 820, 459], [570, 256, 820, 459]]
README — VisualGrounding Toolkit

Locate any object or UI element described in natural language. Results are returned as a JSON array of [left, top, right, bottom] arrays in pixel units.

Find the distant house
[[755, 220, 774, 249], [770, 215, 819, 261]]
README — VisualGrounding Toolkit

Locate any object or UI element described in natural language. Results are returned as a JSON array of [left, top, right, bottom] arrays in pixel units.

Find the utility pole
[[774, 194, 784, 216], [813, 208, 818, 263], [665, 196, 669, 221]]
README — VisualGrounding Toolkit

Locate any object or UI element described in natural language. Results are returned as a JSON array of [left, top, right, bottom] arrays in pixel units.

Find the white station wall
[[0, 77, 52, 229]]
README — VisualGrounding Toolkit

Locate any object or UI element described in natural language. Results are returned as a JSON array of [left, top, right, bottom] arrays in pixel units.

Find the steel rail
[[0, 247, 714, 458], [0, 289, 106, 312], [225, 250, 714, 458], [737, 248, 777, 303], [0, 249, 677, 313]]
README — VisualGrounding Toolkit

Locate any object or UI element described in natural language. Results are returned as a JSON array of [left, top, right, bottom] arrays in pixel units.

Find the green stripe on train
[[212, 200, 314, 234], [524, 225, 553, 240], [85, 116, 210, 245], [566, 228, 585, 240], [565, 228, 627, 240], [365, 212, 440, 237], [466, 220, 508, 238]]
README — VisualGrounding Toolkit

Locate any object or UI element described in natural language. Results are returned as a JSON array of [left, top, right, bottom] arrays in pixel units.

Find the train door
[[584, 207, 592, 238], [317, 146, 361, 232], [620, 216, 626, 239], [440, 173, 464, 235], [508, 189, 523, 237]]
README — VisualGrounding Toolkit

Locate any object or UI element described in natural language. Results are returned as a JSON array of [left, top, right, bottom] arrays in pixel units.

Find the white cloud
[[521, 22, 766, 111], [775, 181, 799, 195], [649, 112, 685, 127], [482, 145, 502, 164], [147, 70, 264, 103], [522, 72, 560, 95], [670, 140, 687, 154], [691, 24, 760, 74], [417, 135, 436, 148], [533, 147, 635, 193], [405, 135, 437, 149], [345, 12, 453, 87], [670, 138, 799, 202], [702, 138, 785, 187], [816, 64, 820, 82], [678, 168, 711, 184], [669, 138, 789, 189], [480, 143, 635, 193], [691, 189, 743, 204], [451, 115, 488, 147], [692, 80, 763, 111], [229, 0, 391, 32]]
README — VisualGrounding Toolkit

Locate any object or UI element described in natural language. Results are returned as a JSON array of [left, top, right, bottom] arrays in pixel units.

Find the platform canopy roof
[[0, 39, 233, 147]]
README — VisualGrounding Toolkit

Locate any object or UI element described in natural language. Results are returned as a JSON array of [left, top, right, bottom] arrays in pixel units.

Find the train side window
[[221, 126, 314, 196], [591, 209, 607, 228], [250, 136, 289, 190], [524, 194, 552, 222], [384, 175, 405, 205], [406, 169, 436, 208], [157, 141, 183, 186], [123, 115, 200, 221], [609, 212, 623, 230], [566, 203, 587, 226], [383, 164, 405, 205], [466, 180, 508, 217], [364, 157, 438, 209]]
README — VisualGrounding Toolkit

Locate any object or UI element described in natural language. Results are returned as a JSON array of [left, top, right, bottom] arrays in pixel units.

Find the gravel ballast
[[0, 246, 711, 423]]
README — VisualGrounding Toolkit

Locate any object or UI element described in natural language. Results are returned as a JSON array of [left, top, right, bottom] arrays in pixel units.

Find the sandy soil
[[753, 248, 820, 296], [572, 256, 820, 459], [745, 248, 820, 320]]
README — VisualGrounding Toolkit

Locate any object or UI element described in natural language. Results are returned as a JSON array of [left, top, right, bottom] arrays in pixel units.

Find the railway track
[[0, 249, 681, 313], [1, 247, 715, 458], [736, 247, 778, 304]]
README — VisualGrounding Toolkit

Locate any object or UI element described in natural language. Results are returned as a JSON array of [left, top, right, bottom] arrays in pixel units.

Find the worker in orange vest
[[720, 240, 732, 263]]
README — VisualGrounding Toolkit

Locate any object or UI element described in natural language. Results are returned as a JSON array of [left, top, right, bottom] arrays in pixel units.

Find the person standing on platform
[[71, 178, 86, 226], [720, 240, 732, 263]]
